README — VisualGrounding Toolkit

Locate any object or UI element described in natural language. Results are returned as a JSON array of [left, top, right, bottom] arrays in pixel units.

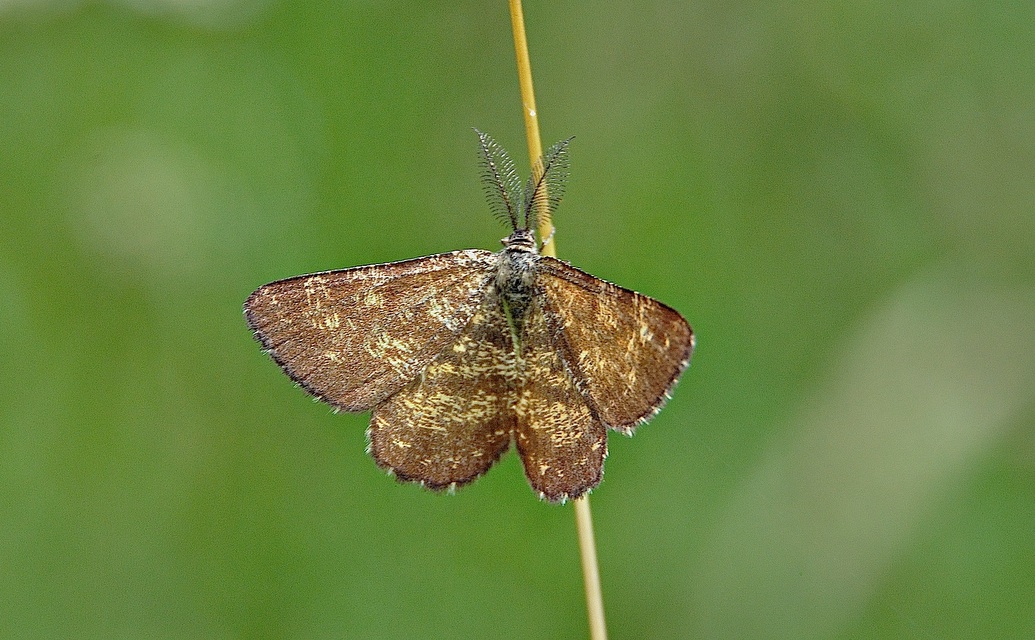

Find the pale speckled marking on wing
[[514, 301, 607, 502], [367, 292, 519, 489], [536, 256, 694, 432], [244, 250, 498, 411]]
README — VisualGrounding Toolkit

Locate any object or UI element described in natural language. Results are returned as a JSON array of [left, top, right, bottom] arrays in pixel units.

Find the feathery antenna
[[522, 136, 573, 231], [475, 129, 522, 230], [476, 131, 573, 233]]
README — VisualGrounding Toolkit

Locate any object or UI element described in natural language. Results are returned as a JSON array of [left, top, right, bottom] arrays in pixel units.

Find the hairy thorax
[[495, 230, 539, 341]]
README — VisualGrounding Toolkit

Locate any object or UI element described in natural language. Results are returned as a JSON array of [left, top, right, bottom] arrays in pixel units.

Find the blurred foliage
[[1, 1, 1033, 638]]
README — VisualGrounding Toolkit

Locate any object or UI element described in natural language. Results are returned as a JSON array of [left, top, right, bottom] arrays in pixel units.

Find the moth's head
[[501, 228, 537, 253]]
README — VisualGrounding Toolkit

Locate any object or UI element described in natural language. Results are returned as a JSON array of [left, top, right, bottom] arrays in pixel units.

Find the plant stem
[[507, 2, 607, 638], [507, 0, 554, 254], [574, 497, 607, 640]]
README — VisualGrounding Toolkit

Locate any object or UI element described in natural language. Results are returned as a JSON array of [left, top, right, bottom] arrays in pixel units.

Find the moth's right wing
[[536, 257, 694, 432], [244, 250, 498, 412]]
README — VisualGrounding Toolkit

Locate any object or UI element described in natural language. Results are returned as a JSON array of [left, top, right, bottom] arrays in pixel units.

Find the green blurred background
[[2, 1, 1033, 638]]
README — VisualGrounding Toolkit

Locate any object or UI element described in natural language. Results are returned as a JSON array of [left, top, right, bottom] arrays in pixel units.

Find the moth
[[244, 131, 694, 502]]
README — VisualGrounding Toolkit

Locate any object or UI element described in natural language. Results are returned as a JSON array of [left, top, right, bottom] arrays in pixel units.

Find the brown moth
[[244, 131, 694, 502]]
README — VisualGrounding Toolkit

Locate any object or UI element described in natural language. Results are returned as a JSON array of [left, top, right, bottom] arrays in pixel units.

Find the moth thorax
[[497, 235, 539, 323]]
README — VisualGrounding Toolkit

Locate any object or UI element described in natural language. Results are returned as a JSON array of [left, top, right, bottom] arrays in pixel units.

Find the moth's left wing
[[536, 257, 694, 432], [244, 250, 497, 412]]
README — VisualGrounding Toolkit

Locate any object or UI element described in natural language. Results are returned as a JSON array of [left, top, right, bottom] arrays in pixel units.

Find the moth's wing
[[536, 257, 694, 432], [368, 293, 516, 490], [514, 300, 607, 502], [244, 250, 497, 412]]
